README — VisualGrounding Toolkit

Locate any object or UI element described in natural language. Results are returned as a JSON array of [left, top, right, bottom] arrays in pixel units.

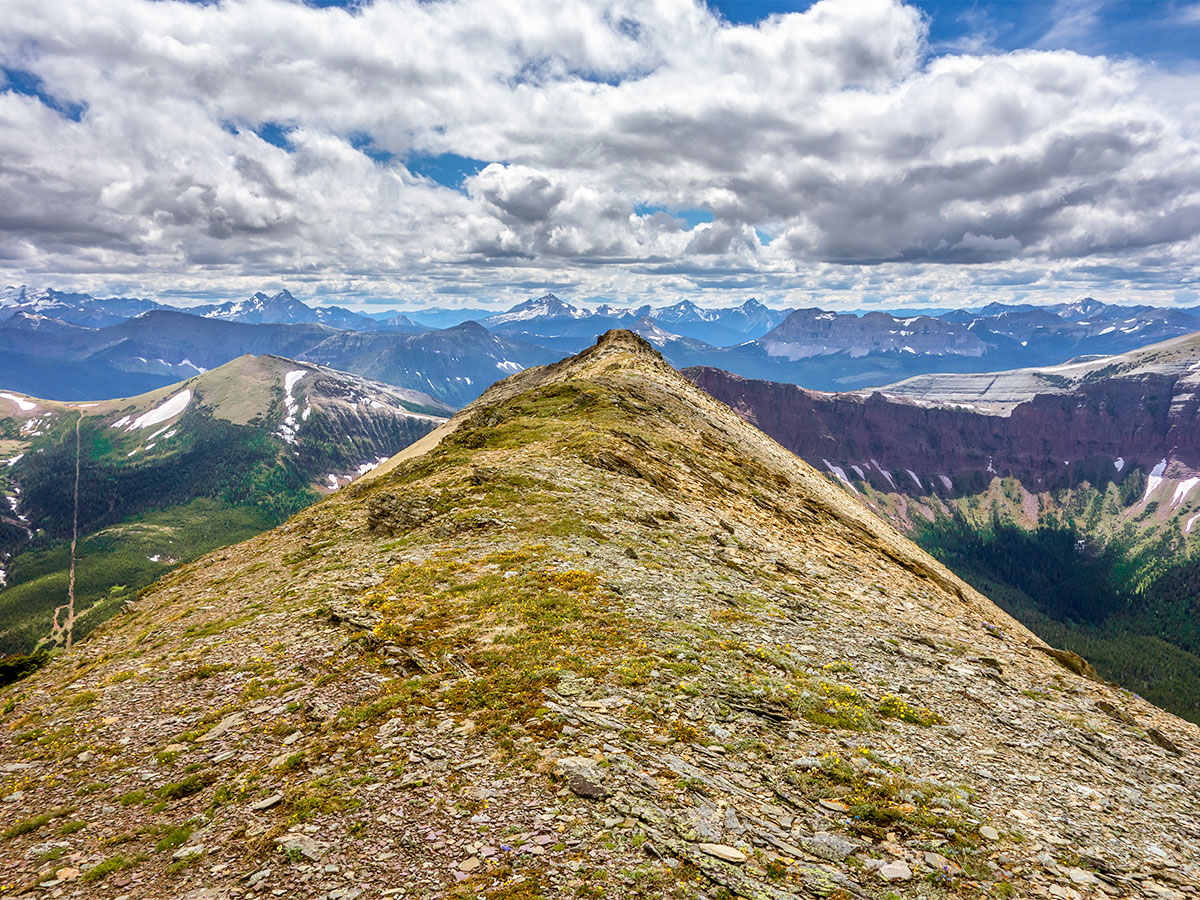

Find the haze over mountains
[[8, 285, 1200, 404]]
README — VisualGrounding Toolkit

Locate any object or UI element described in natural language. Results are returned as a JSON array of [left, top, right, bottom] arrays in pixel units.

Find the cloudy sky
[[2, 0, 1199, 310]]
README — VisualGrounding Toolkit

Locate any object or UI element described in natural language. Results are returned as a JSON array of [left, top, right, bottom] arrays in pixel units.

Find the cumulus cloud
[[0, 0, 1197, 307]]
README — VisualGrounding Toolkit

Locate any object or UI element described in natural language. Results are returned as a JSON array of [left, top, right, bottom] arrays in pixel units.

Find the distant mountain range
[[408, 291, 1200, 391], [6, 284, 1200, 404], [0, 286, 167, 328], [664, 301, 1200, 390], [0, 355, 451, 654], [690, 332, 1200, 721], [190, 291, 425, 332], [0, 309, 558, 407], [477, 293, 793, 348], [0, 287, 425, 333]]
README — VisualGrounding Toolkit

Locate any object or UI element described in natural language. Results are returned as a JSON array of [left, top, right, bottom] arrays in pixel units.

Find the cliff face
[[4, 331, 1197, 900], [687, 364, 1200, 498], [688, 350, 1200, 724]]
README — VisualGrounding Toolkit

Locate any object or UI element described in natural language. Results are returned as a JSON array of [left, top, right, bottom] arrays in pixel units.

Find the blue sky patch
[[252, 121, 297, 151], [706, 1, 1200, 65], [406, 152, 489, 190], [0, 66, 86, 121], [635, 205, 715, 228]]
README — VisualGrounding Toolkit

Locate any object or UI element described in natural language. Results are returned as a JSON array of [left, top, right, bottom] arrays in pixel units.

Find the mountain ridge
[[0, 313, 557, 406], [10, 285, 1200, 401], [2, 330, 1196, 899]]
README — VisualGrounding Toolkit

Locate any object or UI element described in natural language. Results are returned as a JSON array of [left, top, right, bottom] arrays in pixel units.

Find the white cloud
[[0, 0, 1197, 309]]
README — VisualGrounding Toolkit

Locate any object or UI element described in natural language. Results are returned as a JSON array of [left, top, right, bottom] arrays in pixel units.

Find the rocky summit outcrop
[[1, 331, 1197, 900]]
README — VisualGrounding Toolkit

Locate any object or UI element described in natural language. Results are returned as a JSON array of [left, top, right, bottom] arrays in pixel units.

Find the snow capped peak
[[1, 285, 29, 307], [1, 285, 55, 309], [653, 299, 720, 323], [201, 289, 315, 322], [485, 293, 588, 324], [530, 292, 583, 316], [1057, 297, 1108, 320], [593, 302, 647, 318], [629, 315, 679, 345]]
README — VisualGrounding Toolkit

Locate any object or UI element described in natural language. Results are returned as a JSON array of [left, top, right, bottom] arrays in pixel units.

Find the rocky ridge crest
[[1, 330, 1197, 900]]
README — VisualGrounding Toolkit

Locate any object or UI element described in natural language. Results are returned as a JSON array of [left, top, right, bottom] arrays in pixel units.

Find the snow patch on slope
[[125, 390, 192, 430], [823, 460, 858, 494], [870, 459, 896, 489], [325, 456, 390, 491], [0, 392, 36, 412], [1144, 458, 1168, 503], [1171, 477, 1200, 508], [277, 370, 306, 444]]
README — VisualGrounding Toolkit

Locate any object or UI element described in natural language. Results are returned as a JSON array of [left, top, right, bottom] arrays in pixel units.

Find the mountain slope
[[301, 321, 562, 407], [880, 329, 1200, 414], [1, 331, 1195, 899], [687, 338, 1200, 720], [0, 356, 450, 654]]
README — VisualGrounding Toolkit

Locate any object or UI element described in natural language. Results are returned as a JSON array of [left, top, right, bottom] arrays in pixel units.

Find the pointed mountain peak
[[442, 319, 490, 336], [483, 292, 588, 324], [1058, 296, 1107, 318], [661, 299, 698, 312]]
